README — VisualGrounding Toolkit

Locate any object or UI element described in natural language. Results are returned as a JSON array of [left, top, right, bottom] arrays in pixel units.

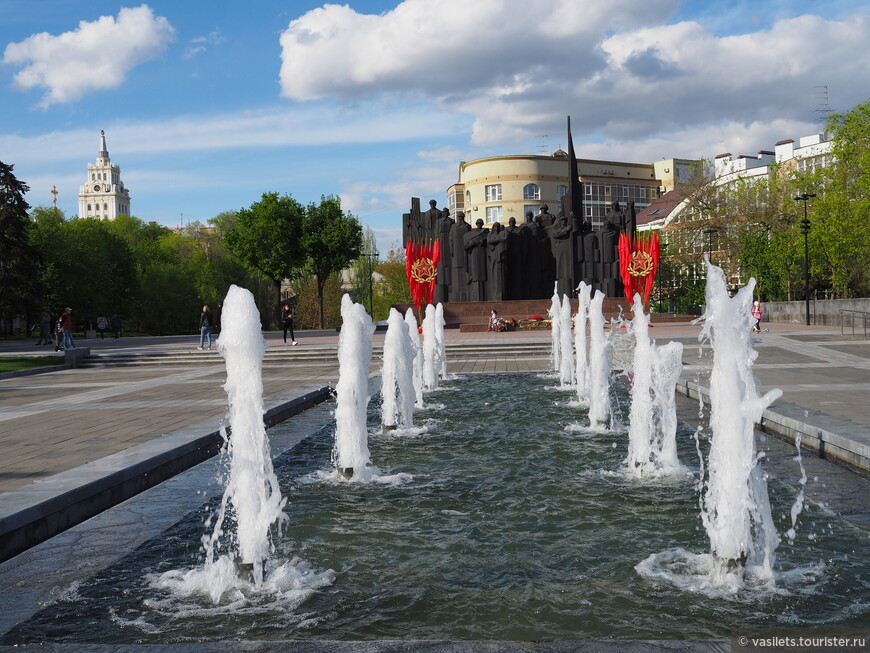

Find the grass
[[0, 356, 64, 373]]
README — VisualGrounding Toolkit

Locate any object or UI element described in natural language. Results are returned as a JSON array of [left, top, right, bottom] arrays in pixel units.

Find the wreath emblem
[[411, 257, 437, 283], [627, 251, 654, 277]]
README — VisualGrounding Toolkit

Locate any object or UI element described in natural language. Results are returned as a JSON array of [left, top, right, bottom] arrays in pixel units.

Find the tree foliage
[[0, 161, 39, 335], [664, 99, 870, 302], [302, 195, 363, 328], [224, 192, 306, 326]]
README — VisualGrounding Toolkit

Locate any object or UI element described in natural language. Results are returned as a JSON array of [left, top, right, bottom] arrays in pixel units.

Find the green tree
[[375, 245, 412, 318], [223, 193, 305, 327], [0, 161, 39, 335], [302, 195, 363, 328], [809, 99, 870, 297]]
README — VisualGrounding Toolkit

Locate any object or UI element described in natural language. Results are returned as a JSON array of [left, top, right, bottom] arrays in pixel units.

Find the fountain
[[381, 307, 416, 431], [435, 302, 448, 380], [574, 282, 591, 403], [7, 361, 867, 644], [333, 293, 375, 479], [146, 285, 333, 603], [422, 304, 439, 391], [587, 289, 613, 428], [210, 284, 285, 585], [404, 308, 424, 407], [625, 293, 685, 477], [558, 293, 575, 387], [547, 286, 561, 373], [698, 261, 782, 578], [636, 260, 785, 589]]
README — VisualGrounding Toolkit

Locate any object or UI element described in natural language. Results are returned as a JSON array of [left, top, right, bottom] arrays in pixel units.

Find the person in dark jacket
[[282, 302, 297, 345], [198, 305, 213, 350], [111, 313, 122, 339]]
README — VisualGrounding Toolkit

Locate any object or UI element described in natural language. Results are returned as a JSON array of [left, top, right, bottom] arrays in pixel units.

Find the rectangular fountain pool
[[2, 372, 868, 645]]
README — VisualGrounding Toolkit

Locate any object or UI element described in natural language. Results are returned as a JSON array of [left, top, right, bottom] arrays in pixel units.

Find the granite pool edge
[[0, 384, 333, 563]]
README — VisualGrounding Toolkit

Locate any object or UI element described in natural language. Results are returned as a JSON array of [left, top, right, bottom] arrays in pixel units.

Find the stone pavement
[[0, 319, 868, 561]]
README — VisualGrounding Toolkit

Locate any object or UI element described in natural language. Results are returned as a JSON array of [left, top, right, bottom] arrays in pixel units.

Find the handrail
[[840, 309, 869, 339]]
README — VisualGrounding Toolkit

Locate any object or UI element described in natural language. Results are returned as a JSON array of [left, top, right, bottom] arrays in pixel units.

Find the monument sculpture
[[402, 117, 631, 303]]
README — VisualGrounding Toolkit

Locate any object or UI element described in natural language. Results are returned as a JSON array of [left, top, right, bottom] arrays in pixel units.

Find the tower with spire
[[78, 130, 131, 220]]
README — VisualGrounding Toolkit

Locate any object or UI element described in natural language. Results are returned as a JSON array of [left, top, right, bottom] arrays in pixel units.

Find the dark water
[[4, 373, 869, 644]]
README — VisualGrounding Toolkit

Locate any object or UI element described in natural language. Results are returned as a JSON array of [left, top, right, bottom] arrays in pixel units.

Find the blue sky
[[2, 0, 868, 254]]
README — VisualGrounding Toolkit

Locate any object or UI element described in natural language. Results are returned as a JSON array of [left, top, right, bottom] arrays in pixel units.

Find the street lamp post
[[703, 227, 717, 258], [366, 246, 379, 317], [657, 242, 668, 312], [794, 193, 815, 326]]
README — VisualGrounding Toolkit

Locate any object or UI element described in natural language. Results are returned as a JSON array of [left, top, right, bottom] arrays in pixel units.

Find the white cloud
[[183, 29, 225, 60], [0, 101, 467, 166], [278, 1, 869, 152], [2, 5, 175, 107]]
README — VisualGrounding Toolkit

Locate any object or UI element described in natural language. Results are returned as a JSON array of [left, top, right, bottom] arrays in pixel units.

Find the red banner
[[618, 231, 660, 304], [405, 240, 441, 311]]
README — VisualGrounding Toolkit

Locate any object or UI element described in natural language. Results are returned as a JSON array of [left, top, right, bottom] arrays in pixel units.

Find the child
[[751, 300, 763, 333]]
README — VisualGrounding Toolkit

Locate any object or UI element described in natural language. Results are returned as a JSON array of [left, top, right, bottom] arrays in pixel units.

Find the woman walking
[[198, 305, 213, 350]]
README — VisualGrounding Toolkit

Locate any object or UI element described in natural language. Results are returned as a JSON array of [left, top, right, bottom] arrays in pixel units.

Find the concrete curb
[[0, 384, 333, 563], [0, 363, 68, 381], [676, 380, 869, 476]]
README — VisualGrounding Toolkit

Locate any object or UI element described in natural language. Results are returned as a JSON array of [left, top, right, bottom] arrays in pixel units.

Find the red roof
[[635, 189, 686, 227]]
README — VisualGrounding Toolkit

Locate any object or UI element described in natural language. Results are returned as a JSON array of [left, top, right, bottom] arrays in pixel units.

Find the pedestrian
[[198, 304, 213, 350], [215, 301, 223, 333], [54, 312, 64, 351], [751, 300, 763, 333], [96, 314, 109, 339], [111, 313, 122, 339], [59, 307, 75, 350], [282, 302, 297, 345], [37, 311, 52, 345]]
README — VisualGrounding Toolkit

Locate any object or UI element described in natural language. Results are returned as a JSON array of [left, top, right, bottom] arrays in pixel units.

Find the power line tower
[[815, 85, 834, 124]]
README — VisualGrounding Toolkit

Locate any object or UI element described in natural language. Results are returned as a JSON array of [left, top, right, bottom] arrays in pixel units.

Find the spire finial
[[98, 130, 109, 160]]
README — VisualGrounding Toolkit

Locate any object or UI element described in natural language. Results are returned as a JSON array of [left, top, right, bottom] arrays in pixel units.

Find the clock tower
[[78, 130, 131, 220]]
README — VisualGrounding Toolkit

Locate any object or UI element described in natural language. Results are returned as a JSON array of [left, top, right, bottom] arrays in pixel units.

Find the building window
[[557, 185, 568, 198], [523, 183, 540, 200], [485, 184, 502, 201], [103, 203, 108, 211], [486, 206, 502, 222], [87, 204, 92, 211]]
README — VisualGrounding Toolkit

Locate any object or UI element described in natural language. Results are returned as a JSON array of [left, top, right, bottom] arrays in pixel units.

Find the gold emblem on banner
[[628, 251, 654, 277], [411, 257, 437, 283]]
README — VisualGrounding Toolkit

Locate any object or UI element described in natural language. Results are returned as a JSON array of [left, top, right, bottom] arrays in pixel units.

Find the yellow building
[[447, 151, 671, 228]]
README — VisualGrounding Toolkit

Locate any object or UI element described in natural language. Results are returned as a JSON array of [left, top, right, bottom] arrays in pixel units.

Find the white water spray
[[559, 294, 575, 387], [333, 294, 375, 477], [435, 303, 448, 380], [153, 285, 334, 603], [625, 293, 684, 476], [212, 285, 286, 584], [422, 304, 439, 391], [404, 308, 424, 407], [381, 307, 416, 431], [699, 261, 782, 578], [574, 282, 591, 403], [548, 286, 561, 374], [587, 290, 613, 428]]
